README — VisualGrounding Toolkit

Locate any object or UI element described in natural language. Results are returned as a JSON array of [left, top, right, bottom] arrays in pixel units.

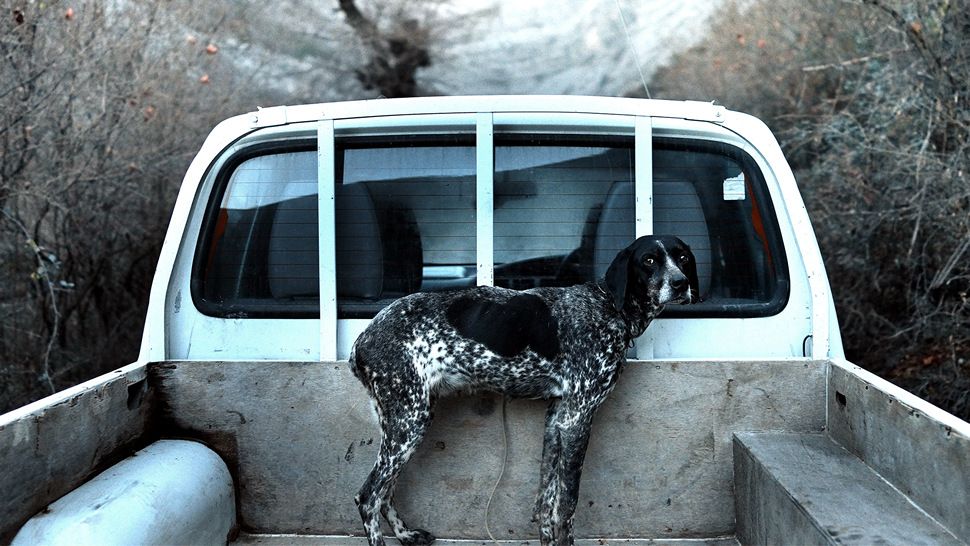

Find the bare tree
[[0, 0, 464, 413], [337, 0, 434, 97], [0, 0, 263, 412]]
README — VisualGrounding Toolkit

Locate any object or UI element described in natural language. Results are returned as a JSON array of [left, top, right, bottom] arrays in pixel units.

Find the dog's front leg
[[554, 415, 595, 545], [533, 399, 562, 523], [537, 400, 597, 546]]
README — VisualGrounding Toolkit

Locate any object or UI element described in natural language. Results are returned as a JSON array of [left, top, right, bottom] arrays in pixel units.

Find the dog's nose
[[671, 276, 688, 293]]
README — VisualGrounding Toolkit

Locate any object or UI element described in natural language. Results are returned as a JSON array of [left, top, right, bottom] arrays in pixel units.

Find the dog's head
[[604, 235, 700, 312]]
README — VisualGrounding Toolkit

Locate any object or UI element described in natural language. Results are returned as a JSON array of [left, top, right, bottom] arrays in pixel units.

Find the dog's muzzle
[[669, 276, 694, 304]]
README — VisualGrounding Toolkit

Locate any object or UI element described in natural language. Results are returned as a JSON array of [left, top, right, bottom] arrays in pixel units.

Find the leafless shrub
[[0, 0, 467, 413], [652, 0, 970, 418], [0, 0, 262, 412]]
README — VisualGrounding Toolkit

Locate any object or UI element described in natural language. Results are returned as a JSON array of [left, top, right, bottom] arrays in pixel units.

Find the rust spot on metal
[[127, 378, 148, 410], [835, 391, 847, 408]]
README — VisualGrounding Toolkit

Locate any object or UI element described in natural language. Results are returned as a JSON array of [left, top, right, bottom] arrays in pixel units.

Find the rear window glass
[[493, 136, 635, 290], [652, 138, 787, 316], [335, 138, 476, 318], [193, 136, 787, 318], [196, 149, 319, 317], [490, 136, 787, 316]]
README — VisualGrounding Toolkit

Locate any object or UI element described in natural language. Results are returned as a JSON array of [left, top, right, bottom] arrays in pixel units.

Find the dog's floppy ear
[[605, 245, 633, 312], [682, 245, 701, 304]]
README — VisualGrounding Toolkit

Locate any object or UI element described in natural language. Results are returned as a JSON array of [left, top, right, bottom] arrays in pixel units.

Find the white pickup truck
[[2, 96, 968, 545]]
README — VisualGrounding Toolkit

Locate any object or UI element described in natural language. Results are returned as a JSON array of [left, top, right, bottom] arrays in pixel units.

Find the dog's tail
[[347, 342, 375, 388], [345, 344, 382, 427], [348, 344, 363, 383]]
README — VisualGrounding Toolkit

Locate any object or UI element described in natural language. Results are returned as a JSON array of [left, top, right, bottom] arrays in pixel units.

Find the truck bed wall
[[0, 362, 153, 543], [150, 359, 826, 539]]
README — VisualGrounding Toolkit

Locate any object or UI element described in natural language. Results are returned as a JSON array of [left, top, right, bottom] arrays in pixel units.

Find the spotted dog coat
[[349, 235, 699, 546]]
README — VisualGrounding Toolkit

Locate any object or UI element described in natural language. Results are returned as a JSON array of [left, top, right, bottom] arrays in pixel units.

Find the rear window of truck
[[193, 136, 787, 318]]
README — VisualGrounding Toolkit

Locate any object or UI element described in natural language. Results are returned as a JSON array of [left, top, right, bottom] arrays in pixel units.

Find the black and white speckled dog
[[349, 235, 699, 546]]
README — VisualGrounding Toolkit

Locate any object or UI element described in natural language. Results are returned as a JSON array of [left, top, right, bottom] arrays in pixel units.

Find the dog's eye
[[679, 254, 690, 263], [644, 257, 655, 266]]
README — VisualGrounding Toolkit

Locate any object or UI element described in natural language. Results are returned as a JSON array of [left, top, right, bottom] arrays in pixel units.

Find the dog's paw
[[398, 528, 436, 546], [531, 498, 548, 523]]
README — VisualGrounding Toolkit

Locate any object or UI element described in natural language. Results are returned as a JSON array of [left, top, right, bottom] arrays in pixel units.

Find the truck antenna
[[614, 0, 652, 99]]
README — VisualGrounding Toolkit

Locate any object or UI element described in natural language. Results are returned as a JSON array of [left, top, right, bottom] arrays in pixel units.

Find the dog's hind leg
[[382, 500, 434, 546], [355, 386, 436, 546]]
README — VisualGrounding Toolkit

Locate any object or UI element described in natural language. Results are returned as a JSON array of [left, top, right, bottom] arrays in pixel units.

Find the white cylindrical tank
[[13, 439, 235, 545]]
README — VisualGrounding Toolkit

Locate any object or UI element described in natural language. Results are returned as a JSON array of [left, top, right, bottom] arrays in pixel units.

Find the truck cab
[[146, 96, 842, 363]]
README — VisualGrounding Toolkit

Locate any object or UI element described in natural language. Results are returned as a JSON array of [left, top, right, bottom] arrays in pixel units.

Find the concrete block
[[827, 359, 970, 542], [734, 432, 961, 545]]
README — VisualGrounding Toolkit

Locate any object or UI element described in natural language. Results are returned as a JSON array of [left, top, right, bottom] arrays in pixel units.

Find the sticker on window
[[723, 174, 745, 200]]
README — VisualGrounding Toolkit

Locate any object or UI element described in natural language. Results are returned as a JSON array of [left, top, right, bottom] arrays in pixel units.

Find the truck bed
[[2, 358, 968, 544]]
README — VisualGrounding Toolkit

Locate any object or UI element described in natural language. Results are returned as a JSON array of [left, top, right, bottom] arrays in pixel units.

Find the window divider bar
[[318, 119, 337, 361], [635, 116, 653, 238], [476, 113, 494, 287], [635, 116, 654, 359]]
